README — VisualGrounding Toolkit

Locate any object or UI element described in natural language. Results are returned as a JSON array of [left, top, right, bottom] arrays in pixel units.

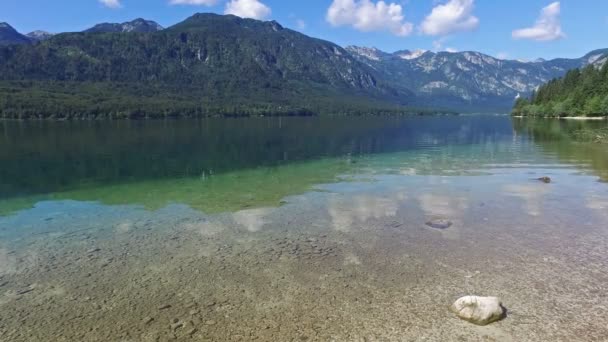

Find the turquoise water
[[0, 115, 607, 341]]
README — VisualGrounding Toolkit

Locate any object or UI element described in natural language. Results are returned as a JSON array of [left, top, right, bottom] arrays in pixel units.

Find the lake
[[1, 115, 607, 341]]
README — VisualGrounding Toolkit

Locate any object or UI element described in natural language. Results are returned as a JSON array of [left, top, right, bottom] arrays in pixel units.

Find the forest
[[0, 14, 427, 119], [513, 62, 608, 117], [0, 80, 430, 119]]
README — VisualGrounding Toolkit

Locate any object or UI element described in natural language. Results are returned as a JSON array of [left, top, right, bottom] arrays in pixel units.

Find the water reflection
[[503, 184, 550, 217], [0, 247, 16, 276], [183, 219, 225, 237], [0, 116, 513, 200], [0, 116, 607, 218], [327, 191, 406, 232], [417, 193, 469, 220], [114, 221, 134, 234], [233, 208, 273, 232], [512, 118, 608, 181], [1, 117, 608, 341]]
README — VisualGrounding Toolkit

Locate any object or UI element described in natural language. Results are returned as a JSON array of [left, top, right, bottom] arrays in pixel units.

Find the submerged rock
[[537, 176, 552, 184], [450, 296, 505, 325], [425, 219, 453, 230]]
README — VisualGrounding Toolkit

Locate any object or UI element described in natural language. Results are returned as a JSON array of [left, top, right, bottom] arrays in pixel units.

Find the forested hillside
[[0, 14, 417, 119], [513, 63, 608, 117]]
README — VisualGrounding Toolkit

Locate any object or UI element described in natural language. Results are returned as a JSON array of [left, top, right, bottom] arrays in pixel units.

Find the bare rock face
[[450, 296, 505, 325]]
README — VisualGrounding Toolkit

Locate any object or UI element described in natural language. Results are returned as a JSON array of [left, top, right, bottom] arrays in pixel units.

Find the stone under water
[[450, 296, 505, 326], [425, 219, 453, 230], [537, 176, 552, 184]]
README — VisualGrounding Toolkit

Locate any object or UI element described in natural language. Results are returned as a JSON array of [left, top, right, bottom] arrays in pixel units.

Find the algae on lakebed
[[0, 157, 357, 216], [0, 141, 564, 216]]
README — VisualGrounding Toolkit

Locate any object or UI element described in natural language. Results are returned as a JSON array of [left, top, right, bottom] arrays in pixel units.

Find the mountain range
[[0, 14, 606, 116], [0, 14, 405, 119], [0, 18, 164, 45], [346, 46, 608, 111]]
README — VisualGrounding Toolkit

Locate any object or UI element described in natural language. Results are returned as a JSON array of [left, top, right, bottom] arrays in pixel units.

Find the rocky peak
[[345, 46, 390, 61], [0, 22, 32, 46], [396, 49, 429, 60], [85, 18, 163, 33], [26, 30, 54, 41]]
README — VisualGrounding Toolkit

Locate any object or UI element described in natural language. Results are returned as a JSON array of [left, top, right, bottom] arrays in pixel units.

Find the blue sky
[[1, 0, 606, 60]]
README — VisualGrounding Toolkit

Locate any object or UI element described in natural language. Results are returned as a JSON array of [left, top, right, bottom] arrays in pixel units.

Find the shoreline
[[513, 115, 608, 120]]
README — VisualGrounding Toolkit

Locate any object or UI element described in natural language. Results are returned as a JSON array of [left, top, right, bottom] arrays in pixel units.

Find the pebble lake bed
[[1, 116, 608, 341]]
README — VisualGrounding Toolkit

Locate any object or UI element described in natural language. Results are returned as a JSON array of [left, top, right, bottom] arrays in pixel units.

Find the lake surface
[[1, 115, 607, 341]]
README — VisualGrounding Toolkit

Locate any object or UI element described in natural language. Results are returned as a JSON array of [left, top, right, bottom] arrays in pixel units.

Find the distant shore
[[513, 115, 608, 120]]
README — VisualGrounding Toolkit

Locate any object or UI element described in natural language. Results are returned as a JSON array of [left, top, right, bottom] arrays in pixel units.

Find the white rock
[[450, 296, 505, 325]]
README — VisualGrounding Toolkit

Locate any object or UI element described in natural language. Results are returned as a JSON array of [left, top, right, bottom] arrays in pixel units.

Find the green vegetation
[[0, 80, 425, 119], [0, 156, 358, 216], [0, 13, 426, 119], [513, 62, 608, 117]]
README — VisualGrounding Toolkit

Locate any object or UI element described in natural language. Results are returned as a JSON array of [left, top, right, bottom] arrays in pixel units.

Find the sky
[[1, 0, 607, 61]]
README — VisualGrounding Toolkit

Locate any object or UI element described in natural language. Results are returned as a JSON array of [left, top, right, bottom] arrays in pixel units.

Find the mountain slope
[[84, 18, 164, 33], [0, 23, 31, 46], [346, 46, 608, 111], [0, 14, 414, 119]]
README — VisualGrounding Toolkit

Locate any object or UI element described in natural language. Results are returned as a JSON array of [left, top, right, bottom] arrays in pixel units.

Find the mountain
[[0, 22, 31, 46], [0, 13, 413, 119], [84, 18, 164, 33], [346, 46, 608, 111], [26, 30, 54, 41], [0, 13, 605, 117]]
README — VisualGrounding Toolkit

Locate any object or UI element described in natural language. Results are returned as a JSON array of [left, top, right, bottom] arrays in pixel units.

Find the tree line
[[0, 81, 440, 119], [513, 62, 608, 117]]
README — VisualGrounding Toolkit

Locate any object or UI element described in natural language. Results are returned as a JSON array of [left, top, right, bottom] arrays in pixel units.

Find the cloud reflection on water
[[503, 183, 550, 217], [328, 191, 406, 232], [0, 248, 17, 276], [233, 208, 274, 232]]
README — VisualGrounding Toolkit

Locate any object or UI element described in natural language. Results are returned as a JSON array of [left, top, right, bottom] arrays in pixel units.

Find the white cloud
[[512, 2, 564, 41], [326, 0, 414, 37], [99, 0, 121, 9], [296, 19, 307, 30], [169, 0, 218, 5], [224, 0, 271, 20], [420, 0, 479, 36], [431, 37, 457, 52]]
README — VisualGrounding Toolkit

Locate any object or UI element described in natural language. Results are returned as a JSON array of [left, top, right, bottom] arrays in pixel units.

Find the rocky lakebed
[[1, 170, 608, 342]]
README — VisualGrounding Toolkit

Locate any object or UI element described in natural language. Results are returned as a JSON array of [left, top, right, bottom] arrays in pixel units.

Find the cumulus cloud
[[512, 2, 564, 41], [224, 0, 271, 20], [169, 0, 218, 5], [420, 0, 479, 36], [99, 0, 121, 9], [326, 0, 414, 37]]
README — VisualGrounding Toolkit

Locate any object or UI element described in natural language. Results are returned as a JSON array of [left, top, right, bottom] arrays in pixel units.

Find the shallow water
[[1, 115, 608, 341]]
